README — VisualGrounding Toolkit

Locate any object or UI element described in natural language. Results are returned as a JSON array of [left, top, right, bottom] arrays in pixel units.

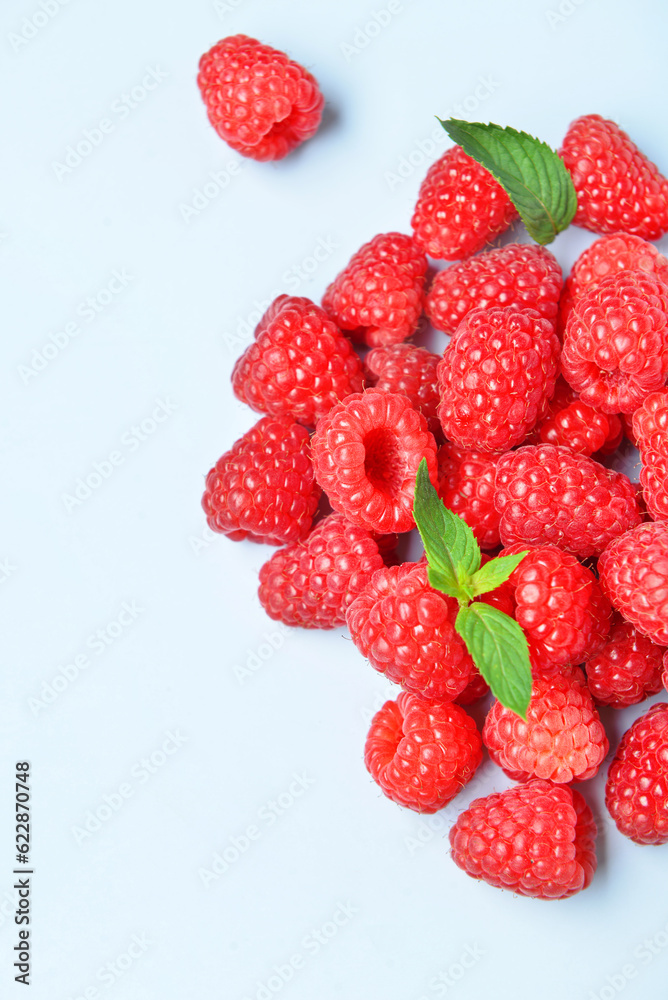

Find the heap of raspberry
[[559, 114, 668, 239], [633, 390, 668, 520], [411, 145, 518, 260], [426, 243, 563, 334], [585, 618, 665, 708], [322, 233, 427, 347], [232, 295, 364, 428], [310, 389, 438, 534], [606, 703, 668, 845], [437, 443, 502, 550], [598, 521, 668, 646], [202, 416, 320, 545], [364, 344, 441, 438], [436, 307, 560, 452], [449, 780, 597, 900], [197, 35, 324, 160], [365, 692, 482, 813]]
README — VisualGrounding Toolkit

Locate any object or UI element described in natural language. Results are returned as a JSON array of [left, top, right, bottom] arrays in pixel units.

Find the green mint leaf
[[455, 602, 532, 719], [438, 118, 577, 245], [413, 458, 481, 600], [469, 551, 528, 597]]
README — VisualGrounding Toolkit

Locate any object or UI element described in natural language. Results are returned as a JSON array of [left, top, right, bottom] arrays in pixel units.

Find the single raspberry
[[197, 35, 324, 160], [363, 344, 441, 438], [559, 114, 668, 239], [346, 561, 473, 702], [501, 544, 611, 671], [202, 417, 320, 545], [537, 400, 610, 457], [595, 413, 624, 457], [232, 295, 364, 428], [436, 308, 560, 452], [605, 702, 668, 845], [561, 271, 668, 414], [449, 779, 597, 899], [585, 618, 665, 708], [633, 390, 668, 520], [257, 514, 384, 629], [310, 389, 438, 533], [425, 243, 563, 334], [494, 444, 642, 558], [598, 521, 668, 646], [483, 666, 609, 784], [364, 692, 482, 813], [437, 442, 503, 550], [411, 146, 518, 261], [321, 233, 427, 347]]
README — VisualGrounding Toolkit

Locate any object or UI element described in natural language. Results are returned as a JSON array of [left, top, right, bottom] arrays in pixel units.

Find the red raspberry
[[561, 271, 668, 414], [595, 412, 624, 457], [257, 514, 384, 629], [321, 233, 427, 347], [437, 308, 560, 452], [364, 692, 482, 813], [363, 344, 441, 438], [437, 442, 502, 550], [633, 390, 668, 520], [449, 779, 597, 899], [585, 618, 665, 708], [537, 400, 610, 457], [663, 650, 668, 692], [310, 389, 438, 533], [455, 667, 490, 706], [598, 521, 668, 646], [605, 702, 668, 845], [197, 35, 324, 161], [494, 444, 642, 558], [202, 417, 320, 545], [411, 146, 518, 261], [346, 561, 473, 702], [502, 544, 611, 671], [425, 243, 563, 334], [232, 295, 364, 428], [483, 666, 609, 784], [559, 114, 668, 239]]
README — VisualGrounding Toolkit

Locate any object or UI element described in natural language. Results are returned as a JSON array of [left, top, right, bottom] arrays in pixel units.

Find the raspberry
[[346, 561, 473, 702], [364, 692, 483, 813], [595, 412, 624, 457], [321, 233, 427, 347], [436, 308, 560, 452], [663, 650, 668, 693], [202, 416, 320, 545], [559, 114, 668, 239], [449, 779, 597, 899], [310, 389, 438, 533], [232, 295, 364, 428], [502, 544, 611, 671], [585, 618, 665, 708], [605, 702, 668, 845], [561, 271, 668, 414], [483, 666, 609, 783], [363, 344, 441, 438], [425, 243, 563, 334], [537, 400, 610, 457], [494, 444, 642, 558], [411, 146, 518, 261], [197, 35, 324, 160], [455, 666, 490, 706], [257, 514, 385, 629], [598, 521, 668, 646], [633, 390, 668, 520], [437, 442, 502, 550]]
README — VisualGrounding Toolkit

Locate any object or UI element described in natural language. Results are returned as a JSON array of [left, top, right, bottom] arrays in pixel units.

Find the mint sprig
[[438, 119, 577, 245], [413, 459, 532, 719]]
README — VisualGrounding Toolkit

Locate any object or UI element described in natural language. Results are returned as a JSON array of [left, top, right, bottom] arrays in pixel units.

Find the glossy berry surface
[[598, 521, 668, 646], [585, 619, 665, 708], [364, 343, 441, 438], [633, 390, 668, 520], [605, 702, 668, 845], [437, 443, 502, 550]]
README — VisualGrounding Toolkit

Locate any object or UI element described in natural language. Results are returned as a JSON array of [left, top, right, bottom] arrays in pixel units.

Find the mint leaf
[[413, 459, 480, 600], [438, 119, 577, 245], [469, 551, 528, 597], [455, 602, 532, 719]]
